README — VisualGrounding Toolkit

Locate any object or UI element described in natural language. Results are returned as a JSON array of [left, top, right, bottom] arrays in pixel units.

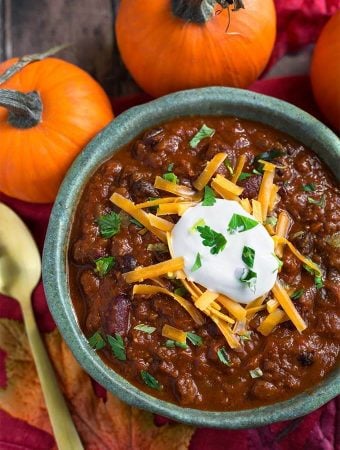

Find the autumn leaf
[[0, 319, 194, 450]]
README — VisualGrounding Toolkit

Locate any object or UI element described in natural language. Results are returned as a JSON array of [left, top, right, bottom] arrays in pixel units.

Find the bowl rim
[[42, 86, 340, 429]]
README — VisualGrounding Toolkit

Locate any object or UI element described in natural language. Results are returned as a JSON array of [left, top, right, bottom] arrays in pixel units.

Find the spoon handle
[[22, 298, 84, 450]]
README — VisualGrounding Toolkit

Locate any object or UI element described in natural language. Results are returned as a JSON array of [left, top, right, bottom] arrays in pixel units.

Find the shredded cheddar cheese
[[148, 213, 174, 232], [135, 197, 183, 209], [157, 202, 196, 216], [195, 290, 219, 311], [193, 152, 227, 191], [275, 211, 292, 257], [272, 281, 307, 333], [217, 294, 247, 321], [154, 176, 198, 198], [257, 308, 286, 336], [240, 198, 251, 213], [133, 284, 204, 325], [232, 155, 247, 184], [162, 324, 187, 344], [257, 166, 275, 221], [251, 199, 263, 223], [124, 258, 184, 283], [110, 192, 167, 242]]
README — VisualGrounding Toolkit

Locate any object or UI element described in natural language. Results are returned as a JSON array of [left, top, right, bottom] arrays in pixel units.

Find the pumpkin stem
[[171, 0, 244, 23], [0, 89, 42, 129]]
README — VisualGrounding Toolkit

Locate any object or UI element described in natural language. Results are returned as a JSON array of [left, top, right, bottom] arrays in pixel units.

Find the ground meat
[[69, 115, 340, 411]]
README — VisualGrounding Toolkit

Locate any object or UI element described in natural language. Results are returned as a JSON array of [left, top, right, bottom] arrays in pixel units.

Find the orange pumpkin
[[116, 0, 276, 97], [311, 11, 340, 131], [0, 57, 113, 203]]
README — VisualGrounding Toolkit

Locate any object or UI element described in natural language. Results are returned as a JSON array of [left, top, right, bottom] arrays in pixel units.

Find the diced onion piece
[[133, 284, 204, 325], [124, 257, 184, 283], [251, 199, 263, 223], [154, 176, 198, 198], [207, 306, 235, 324], [195, 290, 219, 311], [240, 198, 251, 213], [272, 281, 307, 333], [275, 211, 292, 257], [245, 305, 267, 316], [257, 168, 275, 221], [210, 316, 240, 349], [232, 155, 247, 184], [157, 202, 196, 216], [269, 184, 279, 212], [212, 174, 244, 196], [266, 298, 279, 313], [162, 324, 187, 344], [148, 213, 174, 232], [273, 236, 322, 276], [217, 294, 247, 320], [257, 309, 286, 336], [110, 192, 167, 242], [135, 197, 183, 209], [193, 152, 227, 191]]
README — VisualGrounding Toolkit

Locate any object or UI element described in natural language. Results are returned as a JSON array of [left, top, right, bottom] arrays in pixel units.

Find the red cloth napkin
[[0, 75, 339, 450]]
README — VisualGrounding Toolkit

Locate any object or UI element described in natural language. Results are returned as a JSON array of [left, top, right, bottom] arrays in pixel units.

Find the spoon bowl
[[0, 202, 83, 449], [0, 203, 41, 301]]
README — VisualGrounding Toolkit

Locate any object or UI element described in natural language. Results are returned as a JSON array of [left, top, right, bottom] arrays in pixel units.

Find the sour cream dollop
[[171, 199, 278, 304]]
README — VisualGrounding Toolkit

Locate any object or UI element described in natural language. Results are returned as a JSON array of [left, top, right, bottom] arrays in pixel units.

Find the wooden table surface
[[0, 0, 139, 96]]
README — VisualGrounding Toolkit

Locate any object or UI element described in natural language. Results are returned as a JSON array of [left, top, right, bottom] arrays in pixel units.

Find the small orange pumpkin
[[0, 56, 113, 203], [311, 11, 340, 131], [116, 0, 276, 97]]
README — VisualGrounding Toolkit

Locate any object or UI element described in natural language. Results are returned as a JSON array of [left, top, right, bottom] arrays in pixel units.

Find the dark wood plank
[[7, 0, 114, 90], [1, 0, 139, 96]]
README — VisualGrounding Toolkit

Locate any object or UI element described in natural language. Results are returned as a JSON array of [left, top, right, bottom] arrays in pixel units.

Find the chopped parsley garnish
[[255, 149, 284, 164], [302, 183, 316, 192], [315, 275, 324, 289], [140, 370, 162, 390], [303, 263, 324, 289], [190, 218, 206, 233], [291, 289, 304, 300], [88, 331, 106, 350], [217, 347, 232, 366], [240, 268, 257, 291], [187, 332, 203, 346], [238, 172, 252, 181], [97, 211, 121, 238], [165, 339, 188, 349], [197, 225, 227, 255], [227, 213, 258, 234], [129, 217, 143, 228], [162, 172, 178, 184], [174, 287, 187, 297], [94, 256, 115, 277], [242, 246, 255, 269], [147, 243, 169, 253], [307, 195, 325, 208], [224, 158, 234, 175], [107, 333, 126, 361], [249, 367, 263, 378], [272, 253, 283, 272], [191, 252, 202, 272], [202, 185, 216, 206], [167, 163, 174, 171], [190, 124, 215, 148], [265, 216, 277, 226], [134, 324, 156, 334]]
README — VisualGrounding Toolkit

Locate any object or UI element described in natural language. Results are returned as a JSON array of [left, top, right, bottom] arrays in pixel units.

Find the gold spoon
[[0, 202, 83, 450]]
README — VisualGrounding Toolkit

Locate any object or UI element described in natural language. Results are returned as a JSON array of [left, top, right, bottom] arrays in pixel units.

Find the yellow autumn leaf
[[0, 319, 194, 450]]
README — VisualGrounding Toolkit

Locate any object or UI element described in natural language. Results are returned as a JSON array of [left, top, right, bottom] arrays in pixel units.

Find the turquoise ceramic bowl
[[43, 87, 340, 428]]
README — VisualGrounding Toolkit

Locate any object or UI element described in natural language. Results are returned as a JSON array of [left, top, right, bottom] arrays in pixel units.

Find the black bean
[[297, 351, 314, 366]]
